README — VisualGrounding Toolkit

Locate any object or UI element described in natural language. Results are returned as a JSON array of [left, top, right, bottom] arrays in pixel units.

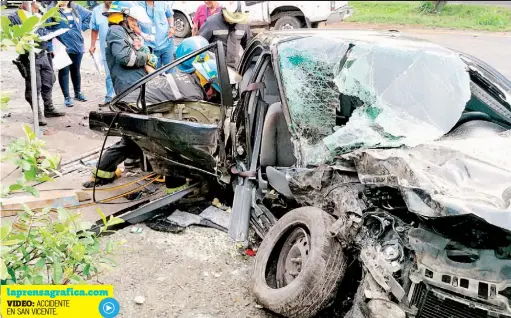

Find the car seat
[[260, 102, 296, 168], [259, 102, 296, 198]]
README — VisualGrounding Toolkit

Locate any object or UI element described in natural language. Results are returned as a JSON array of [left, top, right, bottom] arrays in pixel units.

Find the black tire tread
[[253, 207, 347, 318], [274, 16, 302, 30]]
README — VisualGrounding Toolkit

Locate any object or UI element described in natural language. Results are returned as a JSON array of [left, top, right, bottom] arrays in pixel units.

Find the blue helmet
[[175, 36, 209, 73], [103, 1, 133, 16], [193, 58, 220, 92]]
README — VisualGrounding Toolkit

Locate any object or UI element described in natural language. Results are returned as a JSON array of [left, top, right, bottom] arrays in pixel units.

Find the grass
[[345, 1, 511, 32]]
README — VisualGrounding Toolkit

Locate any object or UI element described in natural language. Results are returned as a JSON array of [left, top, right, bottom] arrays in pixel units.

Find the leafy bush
[[0, 207, 125, 285], [419, 1, 436, 14], [477, 8, 508, 27], [418, 1, 448, 14], [1, 125, 60, 197], [0, 6, 59, 54], [0, 6, 124, 287]]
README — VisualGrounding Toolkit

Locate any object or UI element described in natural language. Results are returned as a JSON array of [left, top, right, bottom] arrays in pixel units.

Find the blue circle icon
[[99, 298, 120, 318]]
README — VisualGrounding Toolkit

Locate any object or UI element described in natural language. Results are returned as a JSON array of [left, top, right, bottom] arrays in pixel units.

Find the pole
[[25, 1, 40, 136]]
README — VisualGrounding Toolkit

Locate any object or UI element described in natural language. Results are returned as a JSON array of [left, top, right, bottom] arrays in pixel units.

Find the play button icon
[[104, 303, 113, 313], [99, 298, 120, 318]]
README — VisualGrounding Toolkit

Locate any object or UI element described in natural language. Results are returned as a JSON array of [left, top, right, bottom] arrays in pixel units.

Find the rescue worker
[[83, 5, 219, 191], [9, 1, 65, 126], [83, 1, 156, 188], [104, 1, 156, 93], [198, 0, 252, 69]]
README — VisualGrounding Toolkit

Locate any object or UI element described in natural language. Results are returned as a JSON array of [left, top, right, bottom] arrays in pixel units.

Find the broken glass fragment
[[277, 37, 471, 166]]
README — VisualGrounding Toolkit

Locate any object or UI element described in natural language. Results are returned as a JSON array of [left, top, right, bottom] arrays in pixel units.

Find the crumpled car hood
[[341, 131, 511, 231]]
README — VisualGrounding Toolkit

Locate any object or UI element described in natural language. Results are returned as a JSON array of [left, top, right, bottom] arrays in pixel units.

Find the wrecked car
[[89, 30, 511, 318]]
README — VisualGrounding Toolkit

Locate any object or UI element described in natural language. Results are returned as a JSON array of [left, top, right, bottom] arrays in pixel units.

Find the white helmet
[[123, 6, 151, 25], [103, 2, 151, 25]]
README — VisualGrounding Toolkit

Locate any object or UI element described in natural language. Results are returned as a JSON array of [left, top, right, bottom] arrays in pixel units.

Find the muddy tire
[[252, 207, 347, 318]]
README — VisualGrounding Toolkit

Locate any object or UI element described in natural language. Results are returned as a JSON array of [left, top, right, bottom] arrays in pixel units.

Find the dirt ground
[[97, 224, 274, 318]]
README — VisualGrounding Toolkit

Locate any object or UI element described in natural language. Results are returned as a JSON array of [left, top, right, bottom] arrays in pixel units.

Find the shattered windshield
[[277, 37, 472, 166]]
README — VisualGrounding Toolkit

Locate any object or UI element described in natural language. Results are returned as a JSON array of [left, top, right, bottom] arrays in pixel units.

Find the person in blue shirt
[[137, 1, 176, 73], [48, 1, 91, 107], [89, 1, 115, 106]]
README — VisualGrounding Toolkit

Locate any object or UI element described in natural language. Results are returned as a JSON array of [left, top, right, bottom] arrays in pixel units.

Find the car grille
[[411, 283, 511, 318]]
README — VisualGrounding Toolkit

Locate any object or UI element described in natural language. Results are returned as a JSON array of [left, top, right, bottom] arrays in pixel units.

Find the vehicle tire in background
[[174, 12, 191, 38], [252, 207, 347, 318], [274, 16, 302, 30]]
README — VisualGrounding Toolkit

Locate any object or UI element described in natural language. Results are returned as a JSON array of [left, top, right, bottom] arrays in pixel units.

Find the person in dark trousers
[[198, 0, 252, 69], [82, 1, 156, 188], [9, 1, 65, 126], [47, 1, 91, 107], [83, 21, 219, 193]]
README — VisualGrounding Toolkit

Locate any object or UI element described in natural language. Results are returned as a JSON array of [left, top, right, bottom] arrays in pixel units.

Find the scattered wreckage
[[89, 30, 511, 317]]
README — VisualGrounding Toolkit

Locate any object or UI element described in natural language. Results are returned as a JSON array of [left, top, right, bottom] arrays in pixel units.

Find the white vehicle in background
[[170, 1, 197, 38], [246, 1, 352, 30], [170, 1, 353, 38]]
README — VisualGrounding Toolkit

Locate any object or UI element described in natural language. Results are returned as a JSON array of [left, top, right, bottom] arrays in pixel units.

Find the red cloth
[[245, 249, 256, 257], [193, 4, 222, 31]]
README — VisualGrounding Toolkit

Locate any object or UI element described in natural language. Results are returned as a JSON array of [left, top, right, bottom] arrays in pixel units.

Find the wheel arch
[[269, 6, 308, 27], [173, 9, 193, 25]]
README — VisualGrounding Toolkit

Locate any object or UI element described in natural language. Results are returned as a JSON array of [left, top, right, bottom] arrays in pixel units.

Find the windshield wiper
[[469, 68, 510, 110]]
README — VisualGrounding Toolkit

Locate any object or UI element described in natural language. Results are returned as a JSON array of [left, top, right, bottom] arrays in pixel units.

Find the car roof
[[254, 29, 446, 52]]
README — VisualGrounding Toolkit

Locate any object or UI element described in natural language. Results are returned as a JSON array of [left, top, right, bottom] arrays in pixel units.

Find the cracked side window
[[277, 37, 471, 166]]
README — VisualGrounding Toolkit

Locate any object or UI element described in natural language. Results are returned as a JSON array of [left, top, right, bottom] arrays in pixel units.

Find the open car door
[[88, 41, 233, 181]]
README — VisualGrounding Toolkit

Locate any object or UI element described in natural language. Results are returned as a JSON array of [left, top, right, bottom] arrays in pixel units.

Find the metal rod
[[25, 1, 40, 136]]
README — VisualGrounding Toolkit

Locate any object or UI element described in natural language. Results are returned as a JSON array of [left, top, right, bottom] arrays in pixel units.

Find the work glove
[[147, 54, 158, 69], [139, 45, 151, 55]]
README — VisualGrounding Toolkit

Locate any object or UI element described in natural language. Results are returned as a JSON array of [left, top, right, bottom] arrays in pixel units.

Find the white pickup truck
[[170, 1, 352, 38]]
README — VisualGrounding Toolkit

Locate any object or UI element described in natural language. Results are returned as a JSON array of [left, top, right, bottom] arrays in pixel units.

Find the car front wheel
[[252, 207, 347, 317]]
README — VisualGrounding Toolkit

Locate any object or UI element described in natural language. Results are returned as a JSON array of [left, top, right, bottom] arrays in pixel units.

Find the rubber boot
[[37, 107, 47, 126], [82, 168, 121, 188], [165, 176, 188, 195], [125, 158, 141, 169], [44, 104, 65, 117], [82, 177, 114, 189]]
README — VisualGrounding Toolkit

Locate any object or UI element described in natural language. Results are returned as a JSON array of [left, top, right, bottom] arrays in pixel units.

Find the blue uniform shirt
[[90, 3, 109, 60], [137, 1, 174, 51], [48, 3, 91, 54]]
